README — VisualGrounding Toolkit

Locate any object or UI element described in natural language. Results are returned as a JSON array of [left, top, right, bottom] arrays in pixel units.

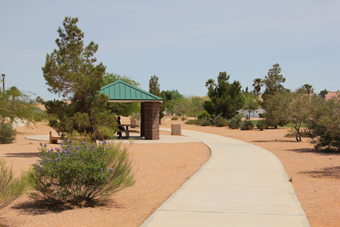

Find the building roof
[[325, 91, 339, 101], [100, 80, 163, 102]]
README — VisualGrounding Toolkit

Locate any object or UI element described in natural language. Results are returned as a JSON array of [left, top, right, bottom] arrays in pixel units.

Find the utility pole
[[1, 74, 5, 93]]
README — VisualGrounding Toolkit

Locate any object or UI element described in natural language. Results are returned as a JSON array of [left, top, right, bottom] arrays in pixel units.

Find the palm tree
[[252, 78, 264, 96], [205, 79, 216, 90], [303, 84, 314, 96]]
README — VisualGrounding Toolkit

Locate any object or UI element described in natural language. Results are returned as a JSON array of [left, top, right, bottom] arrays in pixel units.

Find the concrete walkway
[[141, 129, 310, 227]]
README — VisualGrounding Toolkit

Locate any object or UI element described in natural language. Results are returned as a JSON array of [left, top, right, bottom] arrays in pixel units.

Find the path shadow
[[300, 166, 340, 179], [5, 152, 40, 158]]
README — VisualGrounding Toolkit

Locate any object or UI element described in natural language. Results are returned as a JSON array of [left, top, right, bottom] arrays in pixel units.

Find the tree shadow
[[289, 148, 340, 156], [299, 166, 340, 179], [5, 152, 40, 158], [11, 198, 122, 215], [252, 139, 296, 143]]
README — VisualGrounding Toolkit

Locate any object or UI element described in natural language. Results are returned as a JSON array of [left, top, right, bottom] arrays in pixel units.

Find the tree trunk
[[295, 129, 301, 142]]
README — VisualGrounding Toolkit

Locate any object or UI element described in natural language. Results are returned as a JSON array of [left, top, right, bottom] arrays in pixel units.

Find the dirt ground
[[0, 118, 339, 227]]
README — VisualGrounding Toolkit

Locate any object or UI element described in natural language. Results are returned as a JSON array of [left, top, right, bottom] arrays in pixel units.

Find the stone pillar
[[143, 102, 160, 140]]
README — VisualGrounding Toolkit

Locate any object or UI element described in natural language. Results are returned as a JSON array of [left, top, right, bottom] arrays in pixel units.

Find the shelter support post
[[141, 102, 160, 140]]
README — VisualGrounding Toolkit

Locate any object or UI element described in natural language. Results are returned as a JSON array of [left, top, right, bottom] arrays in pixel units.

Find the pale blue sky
[[0, 0, 339, 101]]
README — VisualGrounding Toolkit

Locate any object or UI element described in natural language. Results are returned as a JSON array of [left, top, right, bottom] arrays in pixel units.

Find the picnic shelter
[[99, 80, 163, 140]]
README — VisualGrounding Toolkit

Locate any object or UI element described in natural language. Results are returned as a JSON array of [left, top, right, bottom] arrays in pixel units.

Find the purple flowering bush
[[27, 140, 135, 205]]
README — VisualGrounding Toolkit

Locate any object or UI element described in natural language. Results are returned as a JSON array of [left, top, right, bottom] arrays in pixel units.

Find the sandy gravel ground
[[162, 118, 340, 227], [0, 118, 339, 227]]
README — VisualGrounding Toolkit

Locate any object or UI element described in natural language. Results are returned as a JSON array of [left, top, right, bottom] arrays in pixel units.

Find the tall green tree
[[162, 90, 184, 115], [262, 91, 290, 129], [203, 72, 244, 119], [148, 75, 164, 123], [42, 17, 106, 112], [42, 17, 115, 140], [242, 92, 260, 119], [149, 75, 160, 96], [262, 63, 286, 103]]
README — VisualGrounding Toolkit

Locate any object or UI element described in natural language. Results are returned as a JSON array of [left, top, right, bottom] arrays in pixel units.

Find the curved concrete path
[[141, 129, 310, 227]]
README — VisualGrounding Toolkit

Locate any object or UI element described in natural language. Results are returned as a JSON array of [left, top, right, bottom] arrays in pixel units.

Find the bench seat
[[118, 130, 139, 138], [49, 131, 61, 144]]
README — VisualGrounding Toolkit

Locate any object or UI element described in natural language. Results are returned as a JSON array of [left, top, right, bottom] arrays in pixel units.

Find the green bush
[[0, 122, 16, 144], [96, 126, 116, 140], [171, 115, 179, 120], [27, 140, 135, 206], [212, 114, 228, 127], [197, 110, 211, 120], [0, 158, 27, 210], [199, 118, 212, 126], [228, 114, 242, 129], [186, 119, 199, 125], [241, 121, 254, 130], [256, 120, 267, 131]]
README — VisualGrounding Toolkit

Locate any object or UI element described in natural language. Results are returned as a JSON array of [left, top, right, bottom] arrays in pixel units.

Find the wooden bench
[[49, 131, 61, 144], [118, 130, 139, 138]]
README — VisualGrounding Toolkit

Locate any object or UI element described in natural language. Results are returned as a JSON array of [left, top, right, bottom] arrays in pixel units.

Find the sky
[[0, 0, 339, 101]]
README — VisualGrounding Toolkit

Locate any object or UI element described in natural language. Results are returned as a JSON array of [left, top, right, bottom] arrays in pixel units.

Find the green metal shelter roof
[[100, 80, 163, 102]]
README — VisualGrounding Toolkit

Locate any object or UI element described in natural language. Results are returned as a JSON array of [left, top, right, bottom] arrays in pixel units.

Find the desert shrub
[[181, 115, 188, 121], [27, 140, 135, 206], [197, 110, 211, 120], [0, 158, 27, 210], [212, 114, 228, 127], [171, 115, 179, 120], [199, 118, 212, 126], [96, 126, 116, 140], [256, 120, 267, 131], [186, 119, 199, 125], [308, 98, 340, 151], [0, 122, 16, 144], [241, 121, 254, 130], [228, 114, 242, 129]]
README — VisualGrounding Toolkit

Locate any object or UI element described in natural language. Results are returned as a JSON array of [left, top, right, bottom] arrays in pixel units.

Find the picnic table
[[118, 124, 139, 138]]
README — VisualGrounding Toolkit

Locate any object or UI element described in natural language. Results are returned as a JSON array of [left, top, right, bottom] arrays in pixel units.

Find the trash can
[[171, 124, 181, 135]]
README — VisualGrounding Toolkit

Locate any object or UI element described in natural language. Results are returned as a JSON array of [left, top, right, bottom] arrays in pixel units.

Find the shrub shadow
[[300, 166, 340, 179], [5, 152, 40, 158], [12, 198, 121, 215]]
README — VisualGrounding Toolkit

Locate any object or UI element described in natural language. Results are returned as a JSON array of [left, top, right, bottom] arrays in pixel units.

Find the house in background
[[325, 92, 339, 101]]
